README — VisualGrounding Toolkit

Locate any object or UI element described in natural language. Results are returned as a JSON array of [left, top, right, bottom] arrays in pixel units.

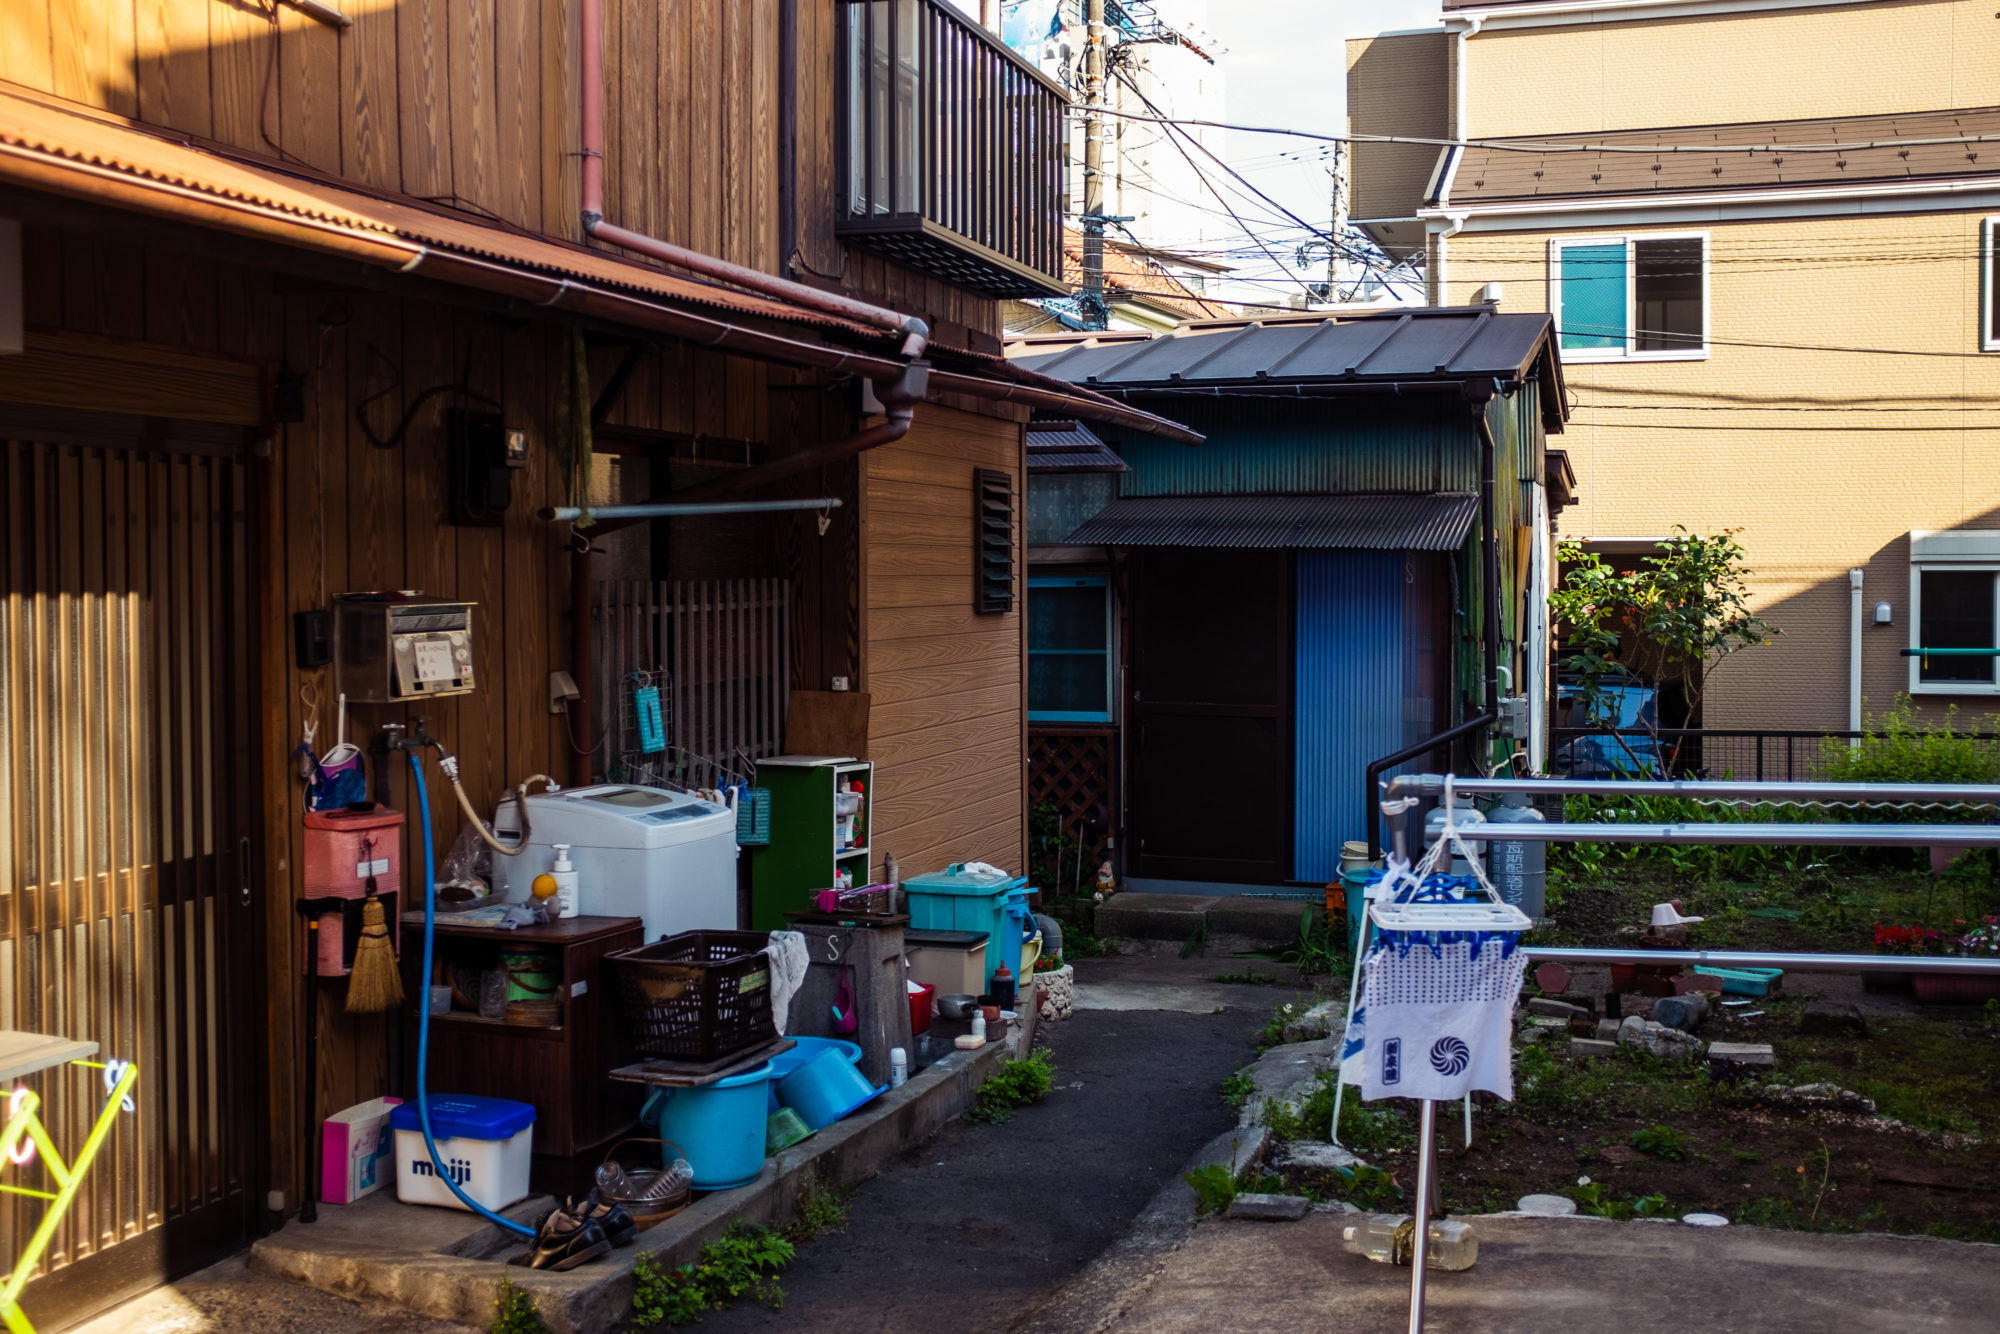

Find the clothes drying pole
[[1366, 773, 2000, 1333]]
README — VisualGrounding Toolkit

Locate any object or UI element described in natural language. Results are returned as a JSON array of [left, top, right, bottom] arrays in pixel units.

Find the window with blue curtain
[[1553, 236, 1707, 358], [1029, 573, 1113, 722], [1557, 242, 1628, 350]]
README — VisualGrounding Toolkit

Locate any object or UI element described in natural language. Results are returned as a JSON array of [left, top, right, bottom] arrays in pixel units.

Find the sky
[[1197, 0, 1442, 304]]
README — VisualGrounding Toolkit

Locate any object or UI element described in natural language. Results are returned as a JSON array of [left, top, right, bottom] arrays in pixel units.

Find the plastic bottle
[[1341, 1215, 1479, 1271], [971, 1011, 987, 1042], [889, 1047, 908, 1088], [990, 962, 1016, 1009], [549, 843, 580, 919]]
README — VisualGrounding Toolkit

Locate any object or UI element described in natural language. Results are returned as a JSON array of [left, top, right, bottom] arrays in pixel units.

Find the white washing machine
[[491, 785, 738, 941]]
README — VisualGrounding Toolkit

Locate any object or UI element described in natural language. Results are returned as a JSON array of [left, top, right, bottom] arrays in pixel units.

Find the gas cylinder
[[1486, 791, 1547, 918], [1422, 794, 1485, 875]]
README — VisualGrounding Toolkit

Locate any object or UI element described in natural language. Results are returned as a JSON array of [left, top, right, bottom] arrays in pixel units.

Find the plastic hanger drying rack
[[1341, 777, 1531, 1333]]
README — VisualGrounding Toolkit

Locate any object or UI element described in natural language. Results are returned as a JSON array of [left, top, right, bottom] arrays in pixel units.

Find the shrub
[[968, 1048, 1056, 1124], [1629, 1125, 1686, 1160], [1821, 700, 2000, 798], [491, 1278, 546, 1334], [1183, 1163, 1236, 1216], [630, 1223, 795, 1328]]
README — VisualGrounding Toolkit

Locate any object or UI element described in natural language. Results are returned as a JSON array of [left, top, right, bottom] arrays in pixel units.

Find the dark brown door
[[1128, 547, 1291, 883], [0, 408, 263, 1327]]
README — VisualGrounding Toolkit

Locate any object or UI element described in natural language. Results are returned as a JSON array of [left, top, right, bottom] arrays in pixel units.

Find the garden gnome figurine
[[1094, 860, 1117, 901]]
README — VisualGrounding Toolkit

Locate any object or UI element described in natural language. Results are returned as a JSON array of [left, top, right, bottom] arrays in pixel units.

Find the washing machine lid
[[495, 784, 735, 849]]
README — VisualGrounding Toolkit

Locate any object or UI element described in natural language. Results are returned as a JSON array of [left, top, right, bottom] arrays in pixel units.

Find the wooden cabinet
[[398, 915, 645, 1160], [748, 756, 874, 930]]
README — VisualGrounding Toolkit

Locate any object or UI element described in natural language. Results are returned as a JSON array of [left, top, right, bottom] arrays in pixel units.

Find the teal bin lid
[[901, 864, 1027, 897]]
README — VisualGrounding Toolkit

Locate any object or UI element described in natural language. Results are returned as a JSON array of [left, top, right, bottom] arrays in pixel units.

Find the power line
[[1085, 104, 2000, 158], [1569, 419, 2000, 431], [1556, 328, 2000, 359]]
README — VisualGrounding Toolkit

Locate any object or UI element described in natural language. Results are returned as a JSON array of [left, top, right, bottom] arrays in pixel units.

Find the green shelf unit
[[749, 755, 874, 931]]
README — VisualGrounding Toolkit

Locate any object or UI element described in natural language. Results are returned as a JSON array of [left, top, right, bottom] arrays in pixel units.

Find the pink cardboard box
[[322, 1096, 402, 1205]]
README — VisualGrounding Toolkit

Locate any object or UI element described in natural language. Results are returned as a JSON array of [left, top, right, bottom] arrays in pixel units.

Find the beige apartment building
[[1348, 0, 2000, 736]]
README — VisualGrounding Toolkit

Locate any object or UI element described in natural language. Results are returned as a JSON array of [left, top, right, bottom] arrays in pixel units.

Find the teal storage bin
[[641, 1060, 774, 1191], [901, 864, 1029, 992]]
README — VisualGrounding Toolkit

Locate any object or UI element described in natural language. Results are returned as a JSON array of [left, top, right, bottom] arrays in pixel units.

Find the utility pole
[[1082, 0, 1107, 328], [1330, 144, 1349, 300]]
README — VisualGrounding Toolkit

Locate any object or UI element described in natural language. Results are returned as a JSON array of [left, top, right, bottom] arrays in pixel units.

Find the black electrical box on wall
[[447, 409, 526, 526]]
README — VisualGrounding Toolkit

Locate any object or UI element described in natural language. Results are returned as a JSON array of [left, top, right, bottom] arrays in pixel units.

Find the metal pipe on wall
[[577, 0, 928, 357], [1469, 393, 1503, 763], [1849, 567, 1865, 740], [542, 499, 845, 521]]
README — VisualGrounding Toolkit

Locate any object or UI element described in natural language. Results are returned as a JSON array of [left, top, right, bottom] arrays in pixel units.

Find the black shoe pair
[[515, 1191, 636, 1271]]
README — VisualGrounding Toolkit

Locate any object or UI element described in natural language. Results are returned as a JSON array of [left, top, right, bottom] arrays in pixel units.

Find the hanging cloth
[[764, 931, 810, 1036], [1339, 776, 1528, 1102]]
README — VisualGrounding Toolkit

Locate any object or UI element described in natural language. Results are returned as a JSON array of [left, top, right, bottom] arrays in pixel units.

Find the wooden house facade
[[1011, 309, 1572, 890], [0, 0, 1194, 1323]]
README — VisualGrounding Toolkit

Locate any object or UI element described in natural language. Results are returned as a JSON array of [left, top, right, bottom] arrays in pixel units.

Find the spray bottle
[[550, 844, 580, 919]]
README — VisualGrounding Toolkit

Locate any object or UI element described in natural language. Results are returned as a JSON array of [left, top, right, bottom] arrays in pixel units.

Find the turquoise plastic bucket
[[766, 1037, 863, 1113], [642, 1060, 774, 1190], [776, 1049, 884, 1131]]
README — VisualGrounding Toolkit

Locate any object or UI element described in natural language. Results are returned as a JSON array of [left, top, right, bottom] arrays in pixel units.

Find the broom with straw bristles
[[345, 871, 403, 1013]]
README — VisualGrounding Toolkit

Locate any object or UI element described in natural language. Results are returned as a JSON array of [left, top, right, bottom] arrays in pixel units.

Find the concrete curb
[[251, 1037, 1013, 1333], [1010, 1122, 1270, 1334]]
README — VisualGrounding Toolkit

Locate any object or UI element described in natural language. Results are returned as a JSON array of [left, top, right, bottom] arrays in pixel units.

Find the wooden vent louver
[[974, 467, 1015, 614]]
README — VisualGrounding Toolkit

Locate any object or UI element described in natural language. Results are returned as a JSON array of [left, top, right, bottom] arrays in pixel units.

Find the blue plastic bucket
[[775, 1049, 884, 1131], [642, 1060, 774, 1190], [766, 1037, 863, 1113]]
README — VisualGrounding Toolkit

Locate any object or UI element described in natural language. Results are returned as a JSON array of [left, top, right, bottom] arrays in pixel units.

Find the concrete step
[[1094, 892, 1324, 946]]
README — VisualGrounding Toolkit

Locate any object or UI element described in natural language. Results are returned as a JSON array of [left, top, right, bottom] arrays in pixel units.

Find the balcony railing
[[837, 0, 1068, 300]]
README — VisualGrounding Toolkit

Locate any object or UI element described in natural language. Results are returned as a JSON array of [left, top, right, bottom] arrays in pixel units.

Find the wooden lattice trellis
[[1029, 726, 1118, 891]]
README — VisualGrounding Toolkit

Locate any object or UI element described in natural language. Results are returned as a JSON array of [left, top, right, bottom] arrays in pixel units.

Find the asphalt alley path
[[697, 956, 1301, 1334]]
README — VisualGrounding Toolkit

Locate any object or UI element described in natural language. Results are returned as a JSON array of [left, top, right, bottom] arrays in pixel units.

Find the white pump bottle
[[550, 843, 580, 919]]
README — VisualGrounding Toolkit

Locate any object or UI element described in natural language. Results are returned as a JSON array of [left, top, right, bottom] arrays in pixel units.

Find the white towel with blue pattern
[[1340, 934, 1526, 1102]]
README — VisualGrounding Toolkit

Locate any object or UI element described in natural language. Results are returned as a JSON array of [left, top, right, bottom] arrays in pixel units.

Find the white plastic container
[[391, 1095, 535, 1213], [549, 843, 580, 919], [491, 785, 738, 940]]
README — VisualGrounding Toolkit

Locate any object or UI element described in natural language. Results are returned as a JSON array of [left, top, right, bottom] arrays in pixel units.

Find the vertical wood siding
[[14, 0, 999, 338], [862, 404, 1026, 878]]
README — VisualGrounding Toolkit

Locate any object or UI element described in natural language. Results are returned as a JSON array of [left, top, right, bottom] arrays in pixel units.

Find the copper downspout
[[577, 0, 927, 359]]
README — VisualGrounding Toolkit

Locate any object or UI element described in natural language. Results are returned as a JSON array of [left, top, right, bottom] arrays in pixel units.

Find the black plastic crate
[[607, 930, 775, 1061]]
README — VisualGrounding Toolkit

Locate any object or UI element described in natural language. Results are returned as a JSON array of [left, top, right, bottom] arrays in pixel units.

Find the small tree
[[1551, 527, 1779, 756]]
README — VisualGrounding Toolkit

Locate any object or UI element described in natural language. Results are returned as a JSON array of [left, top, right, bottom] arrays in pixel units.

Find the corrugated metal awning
[[1028, 419, 1127, 473], [1065, 493, 1480, 550]]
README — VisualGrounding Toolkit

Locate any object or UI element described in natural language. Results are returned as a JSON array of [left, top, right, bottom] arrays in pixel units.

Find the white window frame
[[1546, 232, 1710, 364], [1983, 217, 2000, 353], [1908, 530, 2000, 695]]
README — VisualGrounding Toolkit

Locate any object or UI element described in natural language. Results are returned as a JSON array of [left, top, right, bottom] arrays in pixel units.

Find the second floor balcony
[[838, 0, 1068, 300]]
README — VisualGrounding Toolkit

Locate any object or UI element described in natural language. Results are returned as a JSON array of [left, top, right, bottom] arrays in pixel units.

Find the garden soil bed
[[1274, 988, 2000, 1242]]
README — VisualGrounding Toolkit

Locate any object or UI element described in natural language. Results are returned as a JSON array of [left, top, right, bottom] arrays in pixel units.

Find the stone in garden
[[1706, 1042, 1775, 1075], [1618, 1018, 1701, 1063], [1598, 1144, 1645, 1164], [1595, 1019, 1622, 1042], [1279, 999, 1343, 1044], [1236, 1036, 1343, 1127], [1570, 1038, 1617, 1060], [1797, 1001, 1866, 1038], [1651, 993, 1709, 1033], [1269, 1140, 1361, 1174], [1754, 1082, 1876, 1115], [1516, 1193, 1578, 1216], [1226, 1193, 1311, 1221], [1528, 997, 1593, 1022]]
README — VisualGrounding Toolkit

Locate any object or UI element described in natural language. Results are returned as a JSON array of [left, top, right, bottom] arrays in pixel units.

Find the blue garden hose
[[409, 752, 537, 1239]]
